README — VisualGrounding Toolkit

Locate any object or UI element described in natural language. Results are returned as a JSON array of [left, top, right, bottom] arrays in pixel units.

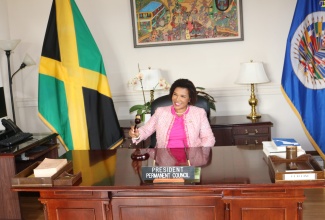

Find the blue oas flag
[[38, 0, 123, 150], [281, 0, 325, 159]]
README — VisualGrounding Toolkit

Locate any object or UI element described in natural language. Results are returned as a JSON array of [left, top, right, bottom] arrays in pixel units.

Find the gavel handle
[[134, 115, 141, 132]]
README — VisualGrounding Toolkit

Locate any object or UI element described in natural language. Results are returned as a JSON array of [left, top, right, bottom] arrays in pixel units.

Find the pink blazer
[[134, 105, 215, 148]]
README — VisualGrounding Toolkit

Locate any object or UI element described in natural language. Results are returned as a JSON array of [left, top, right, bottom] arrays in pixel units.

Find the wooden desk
[[119, 115, 273, 148], [0, 133, 58, 219], [12, 146, 324, 220]]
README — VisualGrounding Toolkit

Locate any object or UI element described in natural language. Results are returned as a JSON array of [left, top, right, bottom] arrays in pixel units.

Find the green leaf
[[196, 86, 205, 91], [129, 104, 146, 113]]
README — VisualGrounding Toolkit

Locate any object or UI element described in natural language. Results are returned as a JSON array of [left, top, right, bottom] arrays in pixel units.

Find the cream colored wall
[[1, 0, 311, 151]]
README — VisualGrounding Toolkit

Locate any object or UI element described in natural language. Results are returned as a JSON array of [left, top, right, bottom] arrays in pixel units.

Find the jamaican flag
[[38, 0, 123, 150]]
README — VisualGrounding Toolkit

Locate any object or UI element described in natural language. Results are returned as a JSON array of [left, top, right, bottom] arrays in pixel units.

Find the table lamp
[[235, 60, 269, 119]]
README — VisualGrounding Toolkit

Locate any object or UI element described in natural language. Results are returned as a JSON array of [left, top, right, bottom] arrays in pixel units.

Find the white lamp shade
[[235, 61, 270, 84], [0, 39, 21, 51], [136, 69, 162, 91], [23, 53, 36, 66]]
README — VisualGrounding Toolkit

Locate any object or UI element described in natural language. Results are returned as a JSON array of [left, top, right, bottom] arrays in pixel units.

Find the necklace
[[175, 107, 188, 115]]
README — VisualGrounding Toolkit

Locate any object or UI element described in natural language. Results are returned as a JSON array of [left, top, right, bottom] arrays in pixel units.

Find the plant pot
[[144, 113, 151, 123]]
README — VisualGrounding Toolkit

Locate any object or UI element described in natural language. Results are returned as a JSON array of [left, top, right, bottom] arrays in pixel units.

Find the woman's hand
[[129, 126, 140, 139]]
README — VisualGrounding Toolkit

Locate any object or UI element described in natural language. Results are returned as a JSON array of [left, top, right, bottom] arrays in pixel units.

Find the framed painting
[[130, 0, 243, 48]]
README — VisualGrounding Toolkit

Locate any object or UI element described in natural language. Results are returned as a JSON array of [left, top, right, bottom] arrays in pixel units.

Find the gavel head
[[135, 114, 141, 125]]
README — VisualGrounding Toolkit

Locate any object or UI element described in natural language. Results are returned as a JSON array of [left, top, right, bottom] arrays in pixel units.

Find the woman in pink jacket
[[129, 79, 215, 148]]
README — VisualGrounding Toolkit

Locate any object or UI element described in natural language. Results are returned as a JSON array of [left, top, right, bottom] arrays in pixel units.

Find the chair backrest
[[149, 95, 210, 147]]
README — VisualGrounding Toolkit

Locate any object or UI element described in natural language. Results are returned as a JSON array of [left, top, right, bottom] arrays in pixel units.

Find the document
[[271, 138, 302, 151], [33, 158, 68, 177]]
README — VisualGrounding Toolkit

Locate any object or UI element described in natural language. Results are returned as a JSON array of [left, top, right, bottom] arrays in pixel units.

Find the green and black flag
[[38, 0, 123, 150]]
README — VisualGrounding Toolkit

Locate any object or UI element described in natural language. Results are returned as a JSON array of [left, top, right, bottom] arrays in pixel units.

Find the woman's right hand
[[129, 126, 140, 139]]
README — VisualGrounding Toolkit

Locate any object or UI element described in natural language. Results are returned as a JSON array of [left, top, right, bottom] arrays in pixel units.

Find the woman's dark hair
[[169, 79, 197, 105]]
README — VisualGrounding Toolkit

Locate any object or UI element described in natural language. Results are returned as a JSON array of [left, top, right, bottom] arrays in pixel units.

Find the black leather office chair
[[149, 95, 210, 148]]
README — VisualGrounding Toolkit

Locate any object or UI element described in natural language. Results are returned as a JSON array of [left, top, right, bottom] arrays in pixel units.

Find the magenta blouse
[[167, 107, 189, 148]]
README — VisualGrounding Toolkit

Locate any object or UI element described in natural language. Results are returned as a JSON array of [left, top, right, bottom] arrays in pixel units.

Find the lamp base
[[247, 114, 261, 120], [246, 83, 262, 120]]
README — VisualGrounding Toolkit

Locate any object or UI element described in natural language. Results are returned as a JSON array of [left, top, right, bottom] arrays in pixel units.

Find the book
[[33, 158, 68, 177], [271, 138, 302, 151], [262, 141, 305, 158]]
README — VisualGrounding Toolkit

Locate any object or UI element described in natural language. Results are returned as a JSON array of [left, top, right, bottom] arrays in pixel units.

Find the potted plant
[[196, 87, 216, 111], [128, 72, 170, 122]]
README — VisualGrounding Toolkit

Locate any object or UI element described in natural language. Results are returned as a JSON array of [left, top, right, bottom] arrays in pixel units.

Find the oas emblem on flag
[[320, 0, 325, 8], [290, 12, 325, 89]]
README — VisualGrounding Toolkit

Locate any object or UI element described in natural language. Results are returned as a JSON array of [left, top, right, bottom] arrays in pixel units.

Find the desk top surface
[[56, 145, 318, 189]]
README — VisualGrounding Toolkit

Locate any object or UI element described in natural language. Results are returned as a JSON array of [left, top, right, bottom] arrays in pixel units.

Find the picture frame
[[130, 0, 243, 48]]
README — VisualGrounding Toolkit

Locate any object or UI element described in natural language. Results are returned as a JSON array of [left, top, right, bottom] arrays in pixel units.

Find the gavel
[[131, 114, 149, 161], [134, 114, 141, 131]]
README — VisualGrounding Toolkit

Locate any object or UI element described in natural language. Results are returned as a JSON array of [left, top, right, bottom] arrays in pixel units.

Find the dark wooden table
[[12, 145, 324, 220], [0, 133, 58, 219]]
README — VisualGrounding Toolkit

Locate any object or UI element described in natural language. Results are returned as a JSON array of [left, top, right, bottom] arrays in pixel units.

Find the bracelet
[[133, 135, 141, 140]]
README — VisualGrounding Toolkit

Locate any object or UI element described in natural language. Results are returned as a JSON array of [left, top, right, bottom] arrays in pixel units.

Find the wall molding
[[15, 84, 282, 107], [113, 83, 282, 103]]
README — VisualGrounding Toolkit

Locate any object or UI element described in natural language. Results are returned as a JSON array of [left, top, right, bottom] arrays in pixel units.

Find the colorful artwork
[[130, 0, 243, 47]]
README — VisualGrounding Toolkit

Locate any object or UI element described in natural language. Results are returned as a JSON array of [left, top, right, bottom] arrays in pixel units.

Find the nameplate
[[283, 173, 316, 181], [142, 166, 195, 180]]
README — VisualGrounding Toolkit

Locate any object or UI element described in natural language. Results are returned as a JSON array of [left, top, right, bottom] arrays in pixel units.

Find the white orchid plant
[[128, 72, 170, 122]]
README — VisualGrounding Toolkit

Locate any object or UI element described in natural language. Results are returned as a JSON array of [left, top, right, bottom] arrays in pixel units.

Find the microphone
[[153, 147, 157, 167], [183, 141, 191, 166]]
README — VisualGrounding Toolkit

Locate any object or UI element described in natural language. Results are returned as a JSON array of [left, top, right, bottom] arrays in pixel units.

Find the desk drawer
[[40, 191, 108, 199], [233, 126, 270, 135], [234, 135, 270, 145]]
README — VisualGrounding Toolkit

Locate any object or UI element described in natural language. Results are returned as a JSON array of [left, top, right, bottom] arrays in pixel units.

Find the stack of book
[[263, 138, 306, 158]]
